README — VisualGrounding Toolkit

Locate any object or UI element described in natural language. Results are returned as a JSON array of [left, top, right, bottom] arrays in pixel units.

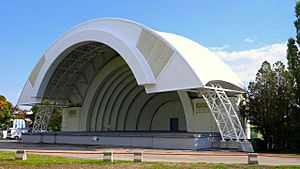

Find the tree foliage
[[287, 2, 300, 104], [29, 106, 38, 126], [0, 95, 12, 129], [285, 1, 300, 151], [243, 61, 293, 151], [47, 107, 62, 132]]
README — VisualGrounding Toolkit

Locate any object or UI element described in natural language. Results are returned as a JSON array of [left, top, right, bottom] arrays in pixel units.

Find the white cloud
[[211, 43, 287, 85], [208, 44, 230, 51], [244, 37, 254, 43]]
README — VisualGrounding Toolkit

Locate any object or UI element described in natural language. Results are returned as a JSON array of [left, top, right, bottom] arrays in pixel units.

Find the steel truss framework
[[200, 84, 247, 141], [33, 104, 55, 132], [44, 42, 108, 106]]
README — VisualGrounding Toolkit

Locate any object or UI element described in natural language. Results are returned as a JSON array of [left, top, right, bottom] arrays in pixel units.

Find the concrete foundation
[[212, 140, 254, 152]]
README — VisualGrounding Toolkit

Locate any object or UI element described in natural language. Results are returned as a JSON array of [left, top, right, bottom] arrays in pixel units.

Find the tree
[[244, 61, 293, 151], [286, 1, 300, 151], [29, 106, 38, 126], [0, 95, 12, 129], [47, 107, 62, 132]]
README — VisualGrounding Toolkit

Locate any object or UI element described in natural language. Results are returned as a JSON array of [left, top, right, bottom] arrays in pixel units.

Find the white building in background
[[17, 18, 253, 152]]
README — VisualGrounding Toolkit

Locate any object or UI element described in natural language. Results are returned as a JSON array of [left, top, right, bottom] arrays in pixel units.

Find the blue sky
[[0, 0, 296, 105]]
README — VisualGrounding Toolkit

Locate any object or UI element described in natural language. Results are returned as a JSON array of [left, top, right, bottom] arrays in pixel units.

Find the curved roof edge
[[18, 18, 244, 105]]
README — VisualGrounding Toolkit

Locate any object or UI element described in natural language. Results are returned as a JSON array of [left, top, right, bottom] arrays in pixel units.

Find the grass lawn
[[0, 151, 299, 169]]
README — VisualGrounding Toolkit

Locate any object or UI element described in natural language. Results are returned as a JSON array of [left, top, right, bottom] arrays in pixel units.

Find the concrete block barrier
[[103, 152, 113, 162], [133, 152, 143, 162], [15, 150, 27, 160], [248, 153, 258, 165]]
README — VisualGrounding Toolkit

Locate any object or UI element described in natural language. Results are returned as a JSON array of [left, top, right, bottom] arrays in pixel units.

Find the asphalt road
[[0, 140, 299, 166]]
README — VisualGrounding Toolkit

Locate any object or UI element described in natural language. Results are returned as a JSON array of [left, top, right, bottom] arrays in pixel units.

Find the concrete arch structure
[[18, 18, 243, 105], [19, 19, 253, 151]]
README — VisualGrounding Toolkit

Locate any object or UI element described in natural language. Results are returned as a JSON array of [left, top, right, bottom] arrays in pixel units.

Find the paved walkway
[[0, 140, 300, 166]]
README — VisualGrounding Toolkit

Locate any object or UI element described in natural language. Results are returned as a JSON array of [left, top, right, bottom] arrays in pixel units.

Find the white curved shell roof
[[18, 18, 243, 105]]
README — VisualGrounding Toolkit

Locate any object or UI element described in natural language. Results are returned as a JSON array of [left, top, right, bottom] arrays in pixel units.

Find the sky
[[0, 0, 296, 105]]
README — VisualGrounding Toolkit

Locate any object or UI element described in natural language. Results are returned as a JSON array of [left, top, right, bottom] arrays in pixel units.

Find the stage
[[22, 132, 221, 150]]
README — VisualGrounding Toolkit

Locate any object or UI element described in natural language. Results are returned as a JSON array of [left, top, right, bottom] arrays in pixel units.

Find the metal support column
[[32, 104, 55, 132], [199, 84, 246, 141]]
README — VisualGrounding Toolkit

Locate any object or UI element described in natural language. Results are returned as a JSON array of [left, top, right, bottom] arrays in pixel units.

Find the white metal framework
[[32, 105, 54, 132], [200, 84, 246, 141]]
